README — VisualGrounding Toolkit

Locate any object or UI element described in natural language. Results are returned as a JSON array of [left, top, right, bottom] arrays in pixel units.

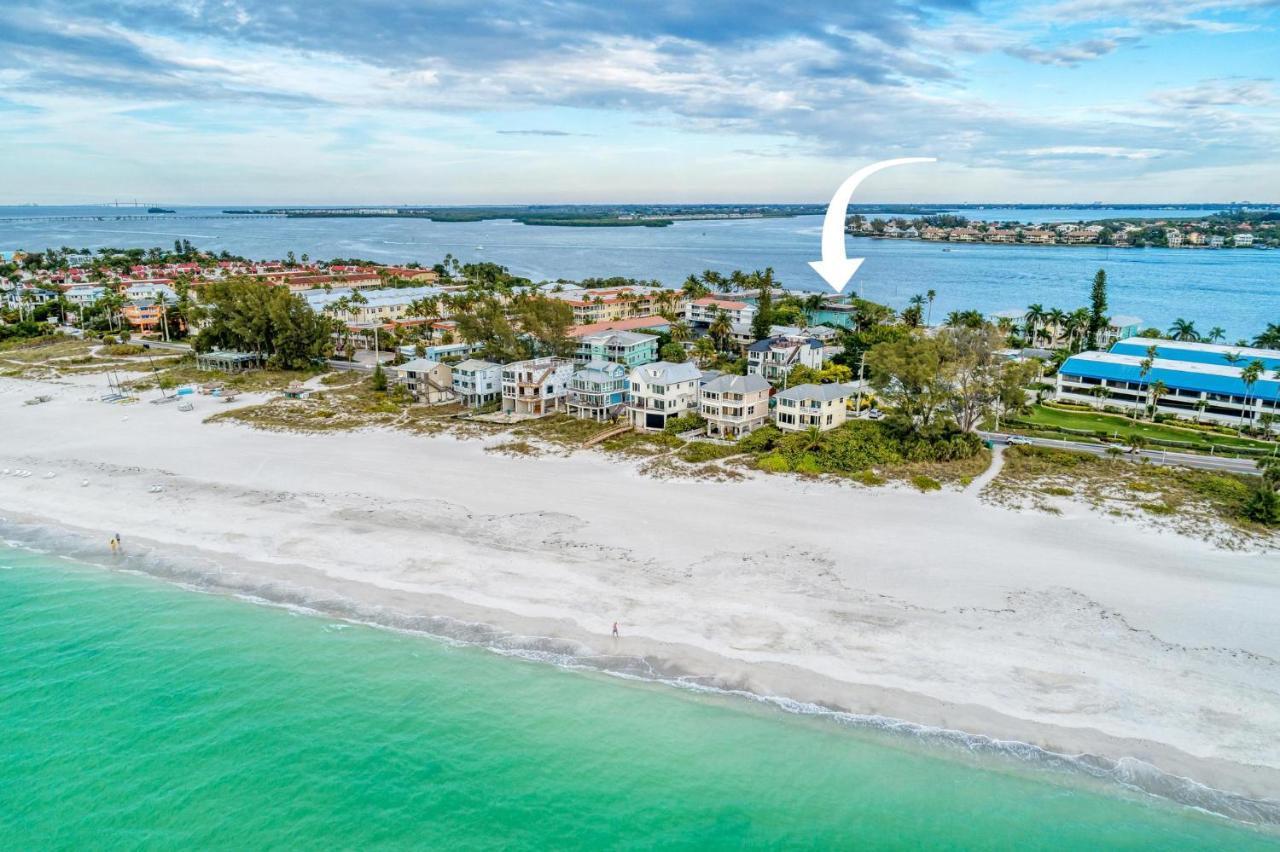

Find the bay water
[[1, 206, 1276, 341]]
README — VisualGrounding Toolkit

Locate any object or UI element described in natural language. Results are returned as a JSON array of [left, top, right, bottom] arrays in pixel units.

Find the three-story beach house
[[698, 373, 771, 438], [393, 359, 455, 403], [501, 357, 574, 417], [451, 359, 502, 408], [747, 335, 825, 384], [566, 360, 629, 422], [628, 361, 703, 431], [572, 330, 658, 367]]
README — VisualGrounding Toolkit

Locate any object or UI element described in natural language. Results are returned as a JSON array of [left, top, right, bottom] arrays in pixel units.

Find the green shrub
[[910, 475, 942, 492], [663, 414, 706, 435], [1242, 488, 1279, 525], [678, 441, 741, 464], [100, 343, 144, 357], [758, 453, 790, 473], [792, 454, 823, 476]]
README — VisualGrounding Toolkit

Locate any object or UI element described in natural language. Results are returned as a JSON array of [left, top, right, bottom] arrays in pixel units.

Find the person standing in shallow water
[[612, 622, 620, 639]]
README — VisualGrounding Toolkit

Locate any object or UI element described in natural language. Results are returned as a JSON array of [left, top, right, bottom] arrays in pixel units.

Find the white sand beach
[[2, 373, 1279, 808]]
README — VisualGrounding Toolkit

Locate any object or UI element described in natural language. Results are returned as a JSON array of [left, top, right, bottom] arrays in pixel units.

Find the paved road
[[980, 431, 1266, 476]]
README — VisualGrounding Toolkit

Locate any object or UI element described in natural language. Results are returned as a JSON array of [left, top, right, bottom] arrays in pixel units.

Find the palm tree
[[153, 290, 170, 342], [669, 319, 692, 344], [681, 274, 708, 300], [1063, 308, 1089, 351], [1240, 360, 1264, 429], [1137, 345, 1157, 422], [802, 293, 826, 326], [1148, 379, 1167, 421], [708, 310, 733, 353], [692, 336, 716, 366], [1253, 323, 1280, 349], [1167, 318, 1200, 341], [1024, 303, 1045, 345], [1206, 326, 1226, 343], [925, 289, 937, 326], [1223, 351, 1243, 367], [703, 269, 730, 293], [1044, 308, 1066, 346], [1091, 385, 1112, 410]]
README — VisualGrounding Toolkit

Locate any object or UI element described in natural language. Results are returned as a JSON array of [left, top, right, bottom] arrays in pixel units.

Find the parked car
[[1006, 435, 1032, 446], [867, 408, 884, 420]]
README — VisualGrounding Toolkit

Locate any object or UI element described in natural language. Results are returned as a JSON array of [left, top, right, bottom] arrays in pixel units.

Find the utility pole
[[854, 351, 867, 415]]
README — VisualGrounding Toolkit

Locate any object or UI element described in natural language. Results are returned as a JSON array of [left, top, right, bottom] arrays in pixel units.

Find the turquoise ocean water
[[2, 539, 1277, 849]]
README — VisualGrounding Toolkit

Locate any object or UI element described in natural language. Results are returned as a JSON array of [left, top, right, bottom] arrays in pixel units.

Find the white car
[[1005, 435, 1032, 446], [866, 409, 884, 420]]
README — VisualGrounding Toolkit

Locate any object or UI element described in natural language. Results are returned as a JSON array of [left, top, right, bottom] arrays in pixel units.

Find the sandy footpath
[[2, 373, 1279, 809]]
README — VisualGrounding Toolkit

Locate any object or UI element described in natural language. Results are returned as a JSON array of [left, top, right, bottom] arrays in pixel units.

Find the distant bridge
[[0, 214, 286, 224]]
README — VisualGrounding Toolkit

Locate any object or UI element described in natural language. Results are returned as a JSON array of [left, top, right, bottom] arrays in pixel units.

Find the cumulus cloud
[[0, 0, 1277, 200]]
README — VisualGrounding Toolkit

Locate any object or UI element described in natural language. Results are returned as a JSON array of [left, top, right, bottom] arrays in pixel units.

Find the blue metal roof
[[1109, 337, 1280, 372], [1061, 352, 1280, 402]]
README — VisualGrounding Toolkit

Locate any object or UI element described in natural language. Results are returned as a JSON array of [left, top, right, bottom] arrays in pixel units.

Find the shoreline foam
[[3, 516, 1279, 828]]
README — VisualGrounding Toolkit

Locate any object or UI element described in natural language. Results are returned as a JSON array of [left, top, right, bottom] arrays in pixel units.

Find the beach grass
[[986, 445, 1268, 546]]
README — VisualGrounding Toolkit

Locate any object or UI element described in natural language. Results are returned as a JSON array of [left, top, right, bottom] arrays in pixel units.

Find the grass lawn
[[1011, 404, 1277, 454]]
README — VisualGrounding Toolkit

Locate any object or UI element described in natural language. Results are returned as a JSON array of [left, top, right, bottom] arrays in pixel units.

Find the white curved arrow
[[809, 157, 937, 293]]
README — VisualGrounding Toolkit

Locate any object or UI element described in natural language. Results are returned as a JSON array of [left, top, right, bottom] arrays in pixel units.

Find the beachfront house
[[394, 359, 455, 403], [63, 285, 106, 308], [566, 360, 629, 422], [698, 373, 771, 438], [572, 330, 658, 367], [451, 359, 502, 408], [773, 384, 853, 432], [1234, 233, 1255, 247], [686, 296, 756, 331], [627, 361, 703, 431], [1098, 315, 1143, 347], [1056, 338, 1280, 429], [501, 357, 574, 418], [747, 335, 825, 384]]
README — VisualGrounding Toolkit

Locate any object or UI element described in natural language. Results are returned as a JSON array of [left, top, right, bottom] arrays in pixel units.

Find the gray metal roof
[[775, 382, 854, 402], [630, 360, 702, 384], [701, 373, 771, 394]]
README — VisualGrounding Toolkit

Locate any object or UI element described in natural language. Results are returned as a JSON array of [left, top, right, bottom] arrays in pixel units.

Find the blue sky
[[1, 0, 1277, 204]]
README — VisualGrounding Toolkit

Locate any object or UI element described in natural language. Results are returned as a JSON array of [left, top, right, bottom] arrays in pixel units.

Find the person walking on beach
[[109, 536, 117, 553], [612, 622, 620, 639]]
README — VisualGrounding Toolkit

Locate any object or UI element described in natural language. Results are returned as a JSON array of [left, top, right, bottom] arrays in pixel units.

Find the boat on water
[[148, 207, 176, 214]]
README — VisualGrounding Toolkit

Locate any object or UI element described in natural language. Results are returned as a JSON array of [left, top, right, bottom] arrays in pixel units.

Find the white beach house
[[501, 357, 575, 417], [628, 361, 703, 431], [451, 359, 502, 408]]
